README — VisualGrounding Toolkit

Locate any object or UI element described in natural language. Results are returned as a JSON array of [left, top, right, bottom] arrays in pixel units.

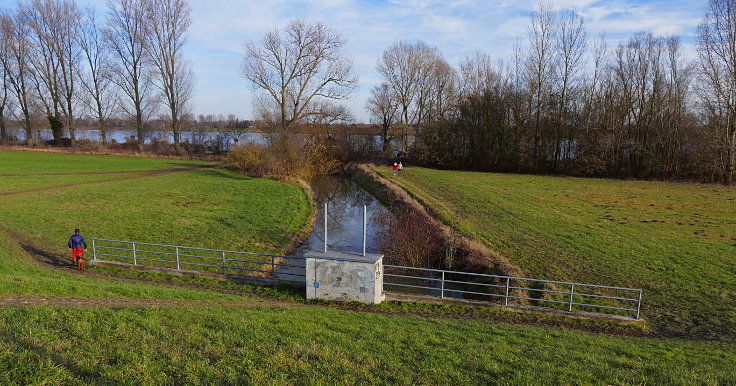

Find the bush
[[227, 133, 340, 180], [73, 139, 105, 152], [226, 142, 267, 176]]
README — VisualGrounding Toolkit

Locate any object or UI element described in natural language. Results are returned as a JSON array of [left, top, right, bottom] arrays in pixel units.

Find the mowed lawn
[[0, 150, 313, 298], [0, 150, 314, 256], [371, 166, 736, 339], [1, 306, 734, 384]]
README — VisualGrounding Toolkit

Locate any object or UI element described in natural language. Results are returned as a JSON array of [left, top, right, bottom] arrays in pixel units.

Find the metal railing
[[92, 238, 643, 320], [384, 265, 643, 319], [91, 238, 307, 282]]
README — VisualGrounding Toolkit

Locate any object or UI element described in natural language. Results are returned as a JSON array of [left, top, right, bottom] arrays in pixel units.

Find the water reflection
[[297, 175, 392, 255]]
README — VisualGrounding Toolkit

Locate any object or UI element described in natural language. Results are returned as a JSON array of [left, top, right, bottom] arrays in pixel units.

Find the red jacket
[[393, 163, 398, 171]]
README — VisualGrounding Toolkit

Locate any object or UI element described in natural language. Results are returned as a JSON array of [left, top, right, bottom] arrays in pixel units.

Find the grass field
[[1, 306, 734, 384], [0, 150, 313, 298], [370, 165, 736, 340], [1, 150, 734, 383], [0, 150, 314, 257]]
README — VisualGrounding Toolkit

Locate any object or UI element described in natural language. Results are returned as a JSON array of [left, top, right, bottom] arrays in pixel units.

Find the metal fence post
[[636, 290, 643, 320], [323, 202, 328, 253], [271, 255, 275, 281], [132, 242, 137, 265], [175, 247, 180, 270], [222, 251, 227, 276], [92, 239, 97, 261], [440, 271, 445, 299], [504, 277, 510, 305], [568, 284, 575, 312]]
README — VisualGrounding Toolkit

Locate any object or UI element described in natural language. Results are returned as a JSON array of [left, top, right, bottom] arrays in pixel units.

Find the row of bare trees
[[369, 0, 736, 183], [0, 0, 193, 152]]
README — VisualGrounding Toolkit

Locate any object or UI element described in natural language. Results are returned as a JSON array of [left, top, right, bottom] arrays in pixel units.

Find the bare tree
[[698, 0, 736, 183], [526, 1, 557, 168], [0, 13, 11, 145], [551, 8, 586, 169], [367, 83, 397, 151], [143, 0, 193, 153], [21, 0, 64, 143], [377, 40, 446, 150], [105, 0, 154, 147], [22, 0, 81, 146], [78, 7, 115, 144], [242, 19, 357, 130], [459, 51, 500, 97], [1, 11, 35, 145]]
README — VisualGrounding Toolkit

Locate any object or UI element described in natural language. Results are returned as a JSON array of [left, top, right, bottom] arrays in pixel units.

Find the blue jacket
[[68, 234, 87, 249]]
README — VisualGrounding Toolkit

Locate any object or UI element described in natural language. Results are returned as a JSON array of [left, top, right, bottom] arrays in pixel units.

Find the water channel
[[278, 175, 393, 282]]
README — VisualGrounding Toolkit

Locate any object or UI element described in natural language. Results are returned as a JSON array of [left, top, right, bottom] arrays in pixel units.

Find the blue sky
[[0, 0, 706, 122]]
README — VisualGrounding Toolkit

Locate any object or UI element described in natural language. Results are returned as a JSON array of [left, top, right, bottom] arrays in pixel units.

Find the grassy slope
[[0, 150, 314, 256], [370, 166, 736, 339], [0, 306, 734, 384], [0, 150, 312, 298]]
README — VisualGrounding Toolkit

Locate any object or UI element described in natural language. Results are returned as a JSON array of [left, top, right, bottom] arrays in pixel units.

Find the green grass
[[0, 306, 734, 384], [1, 150, 734, 383], [371, 166, 736, 339], [0, 150, 313, 298], [0, 150, 209, 174], [1, 151, 314, 257]]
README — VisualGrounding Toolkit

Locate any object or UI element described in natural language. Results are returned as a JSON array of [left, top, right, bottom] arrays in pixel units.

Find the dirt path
[[0, 295, 288, 308], [0, 165, 220, 197]]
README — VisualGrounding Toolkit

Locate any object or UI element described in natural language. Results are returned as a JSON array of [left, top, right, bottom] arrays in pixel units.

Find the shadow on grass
[[18, 242, 74, 270], [3, 335, 107, 383]]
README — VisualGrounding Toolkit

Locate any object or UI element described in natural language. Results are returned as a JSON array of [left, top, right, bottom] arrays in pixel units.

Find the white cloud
[[0, 0, 708, 121]]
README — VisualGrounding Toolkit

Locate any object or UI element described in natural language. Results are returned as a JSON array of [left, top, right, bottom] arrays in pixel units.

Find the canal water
[[278, 175, 394, 282]]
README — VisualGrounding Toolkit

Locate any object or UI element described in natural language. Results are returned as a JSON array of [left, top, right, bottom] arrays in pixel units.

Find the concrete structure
[[304, 250, 385, 304]]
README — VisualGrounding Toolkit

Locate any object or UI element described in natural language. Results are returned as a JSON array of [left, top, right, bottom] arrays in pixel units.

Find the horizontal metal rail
[[92, 238, 307, 283], [91, 238, 643, 320], [384, 265, 643, 320]]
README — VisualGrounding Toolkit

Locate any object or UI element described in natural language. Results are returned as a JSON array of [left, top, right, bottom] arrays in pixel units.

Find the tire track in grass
[[0, 165, 219, 177], [0, 166, 219, 197]]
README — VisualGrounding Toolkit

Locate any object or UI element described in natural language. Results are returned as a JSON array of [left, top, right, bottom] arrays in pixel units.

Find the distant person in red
[[393, 162, 398, 175], [68, 228, 87, 267]]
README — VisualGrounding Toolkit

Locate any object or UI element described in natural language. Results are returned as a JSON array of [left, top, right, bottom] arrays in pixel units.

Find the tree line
[[367, 1, 736, 183], [0, 0, 193, 152]]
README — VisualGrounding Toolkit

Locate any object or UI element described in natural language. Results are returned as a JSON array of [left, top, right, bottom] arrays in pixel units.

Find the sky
[[0, 0, 707, 122]]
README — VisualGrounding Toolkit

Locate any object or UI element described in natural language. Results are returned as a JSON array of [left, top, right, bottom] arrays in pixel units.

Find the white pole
[[362, 205, 367, 256], [323, 202, 328, 253]]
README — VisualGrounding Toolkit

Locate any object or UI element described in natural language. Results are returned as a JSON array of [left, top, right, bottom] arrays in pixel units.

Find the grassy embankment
[[0, 151, 734, 383], [0, 150, 313, 298], [369, 165, 736, 340]]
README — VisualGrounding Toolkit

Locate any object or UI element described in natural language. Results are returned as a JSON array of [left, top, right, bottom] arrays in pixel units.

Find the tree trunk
[[0, 113, 6, 145], [172, 114, 181, 154], [727, 128, 735, 184], [99, 117, 107, 145], [49, 113, 63, 144]]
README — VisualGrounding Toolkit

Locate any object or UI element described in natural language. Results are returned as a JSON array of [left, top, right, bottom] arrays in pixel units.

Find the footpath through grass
[[371, 166, 736, 340]]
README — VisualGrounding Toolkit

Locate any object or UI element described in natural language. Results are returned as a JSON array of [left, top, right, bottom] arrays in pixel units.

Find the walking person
[[393, 162, 398, 176], [68, 228, 87, 270], [398, 162, 403, 175]]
